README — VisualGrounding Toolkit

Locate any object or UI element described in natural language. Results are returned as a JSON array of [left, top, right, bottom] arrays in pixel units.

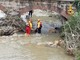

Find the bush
[[61, 12, 80, 39], [60, 12, 80, 57], [76, 51, 80, 60]]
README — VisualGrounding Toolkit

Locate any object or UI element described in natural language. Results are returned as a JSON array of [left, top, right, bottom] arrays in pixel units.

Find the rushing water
[[0, 33, 74, 60]]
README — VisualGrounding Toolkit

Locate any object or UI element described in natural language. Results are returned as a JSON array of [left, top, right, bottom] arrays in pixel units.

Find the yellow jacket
[[29, 21, 32, 30], [37, 22, 41, 28], [67, 4, 74, 15]]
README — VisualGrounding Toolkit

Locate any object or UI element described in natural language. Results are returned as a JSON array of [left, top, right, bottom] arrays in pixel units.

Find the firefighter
[[36, 19, 42, 34], [29, 10, 33, 17], [67, 4, 74, 15], [26, 24, 31, 36], [28, 20, 33, 30]]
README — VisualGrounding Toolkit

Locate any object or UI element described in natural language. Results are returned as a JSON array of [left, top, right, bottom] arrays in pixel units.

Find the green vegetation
[[61, 11, 80, 41], [75, 51, 80, 60], [61, 10, 80, 59]]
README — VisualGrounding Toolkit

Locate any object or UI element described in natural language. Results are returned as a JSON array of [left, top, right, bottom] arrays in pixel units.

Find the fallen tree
[[0, 12, 27, 36]]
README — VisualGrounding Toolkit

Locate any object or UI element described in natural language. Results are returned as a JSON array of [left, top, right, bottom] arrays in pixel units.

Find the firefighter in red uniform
[[26, 24, 31, 36]]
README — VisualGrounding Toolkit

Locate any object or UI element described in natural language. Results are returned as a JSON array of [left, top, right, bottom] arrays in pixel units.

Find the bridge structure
[[35, 2, 70, 19], [19, 2, 70, 19], [0, 1, 70, 19], [52, 6, 69, 19]]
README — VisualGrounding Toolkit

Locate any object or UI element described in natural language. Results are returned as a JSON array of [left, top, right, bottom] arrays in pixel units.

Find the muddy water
[[0, 10, 73, 60], [0, 33, 73, 60]]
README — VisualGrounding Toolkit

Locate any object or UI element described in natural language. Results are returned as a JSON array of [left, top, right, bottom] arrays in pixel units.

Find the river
[[0, 32, 74, 60]]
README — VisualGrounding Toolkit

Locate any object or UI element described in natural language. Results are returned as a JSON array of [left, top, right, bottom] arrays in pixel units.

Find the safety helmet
[[29, 20, 31, 23], [38, 19, 40, 22]]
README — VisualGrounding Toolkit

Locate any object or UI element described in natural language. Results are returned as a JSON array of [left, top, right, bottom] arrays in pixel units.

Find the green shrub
[[76, 51, 80, 60], [61, 12, 80, 36]]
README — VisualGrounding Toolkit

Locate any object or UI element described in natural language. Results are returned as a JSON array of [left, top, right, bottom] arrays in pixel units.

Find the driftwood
[[0, 14, 26, 36], [0, 26, 15, 36]]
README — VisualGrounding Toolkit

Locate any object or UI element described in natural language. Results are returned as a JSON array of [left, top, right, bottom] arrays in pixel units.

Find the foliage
[[60, 26, 65, 39], [61, 12, 80, 56], [61, 14, 80, 38], [76, 51, 80, 60], [15, 16, 21, 21], [65, 15, 80, 32]]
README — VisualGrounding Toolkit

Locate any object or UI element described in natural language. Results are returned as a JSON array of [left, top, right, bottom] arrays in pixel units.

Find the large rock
[[0, 10, 6, 19]]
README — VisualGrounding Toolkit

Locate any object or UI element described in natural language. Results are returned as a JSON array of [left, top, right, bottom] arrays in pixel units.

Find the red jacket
[[26, 26, 31, 34]]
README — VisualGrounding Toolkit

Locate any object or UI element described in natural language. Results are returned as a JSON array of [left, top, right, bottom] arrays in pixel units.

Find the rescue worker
[[28, 19, 33, 30], [36, 19, 42, 34], [26, 24, 31, 36], [67, 4, 74, 15], [29, 10, 33, 17]]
